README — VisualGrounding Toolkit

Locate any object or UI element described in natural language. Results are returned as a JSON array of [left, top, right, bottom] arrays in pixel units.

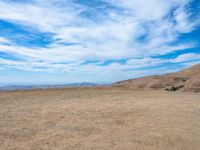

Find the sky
[[0, 0, 200, 85]]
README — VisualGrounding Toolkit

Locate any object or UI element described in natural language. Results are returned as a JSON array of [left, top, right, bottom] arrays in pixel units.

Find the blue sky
[[0, 0, 200, 85]]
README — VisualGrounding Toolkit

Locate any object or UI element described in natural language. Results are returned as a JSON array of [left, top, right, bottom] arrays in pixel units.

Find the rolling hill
[[113, 63, 200, 92]]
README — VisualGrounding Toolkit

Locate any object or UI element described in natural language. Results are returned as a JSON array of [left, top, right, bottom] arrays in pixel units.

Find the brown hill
[[113, 63, 200, 92]]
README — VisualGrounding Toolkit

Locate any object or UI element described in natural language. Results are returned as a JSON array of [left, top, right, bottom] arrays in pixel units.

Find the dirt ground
[[0, 88, 200, 150]]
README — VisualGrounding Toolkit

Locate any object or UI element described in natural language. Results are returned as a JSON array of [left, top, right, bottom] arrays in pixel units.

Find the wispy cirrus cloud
[[171, 53, 200, 62], [0, 37, 9, 43]]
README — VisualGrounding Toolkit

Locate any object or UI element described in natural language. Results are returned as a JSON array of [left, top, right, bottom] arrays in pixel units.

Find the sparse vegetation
[[165, 85, 184, 91], [165, 86, 177, 91]]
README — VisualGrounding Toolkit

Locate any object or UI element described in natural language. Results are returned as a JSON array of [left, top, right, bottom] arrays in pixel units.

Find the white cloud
[[182, 60, 200, 67], [0, 0, 199, 76], [0, 37, 10, 44], [171, 53, 200, 62], [0, 1, 81, 31], [0, 51, 199, 84]]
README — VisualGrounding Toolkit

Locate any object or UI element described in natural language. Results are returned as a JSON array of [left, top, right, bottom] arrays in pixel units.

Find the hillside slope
[[113, 63, 200, 92]]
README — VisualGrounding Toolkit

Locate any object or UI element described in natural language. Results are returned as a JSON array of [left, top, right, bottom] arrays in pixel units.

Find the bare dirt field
[[0, 88, 200, 150]]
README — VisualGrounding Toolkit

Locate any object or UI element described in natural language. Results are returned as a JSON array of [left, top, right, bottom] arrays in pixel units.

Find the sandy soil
[[0, 88, 200, 150]]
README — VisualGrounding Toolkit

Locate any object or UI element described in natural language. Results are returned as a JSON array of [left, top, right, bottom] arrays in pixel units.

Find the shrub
[[165, 85, 184, 91], [170, 86, 177, 91]]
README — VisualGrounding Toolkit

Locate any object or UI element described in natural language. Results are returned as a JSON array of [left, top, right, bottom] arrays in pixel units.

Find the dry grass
[[113, 63, 200, 92], [0, 88, 200, 150]]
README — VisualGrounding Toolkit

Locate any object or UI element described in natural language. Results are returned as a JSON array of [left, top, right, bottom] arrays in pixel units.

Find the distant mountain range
[[2, 64, 200, 92], [113, 63, 200, 92], [0, 82, 99, 91]]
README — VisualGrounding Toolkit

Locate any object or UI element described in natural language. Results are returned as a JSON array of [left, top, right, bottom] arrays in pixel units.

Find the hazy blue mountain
[[0, 82, 99, 91]]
